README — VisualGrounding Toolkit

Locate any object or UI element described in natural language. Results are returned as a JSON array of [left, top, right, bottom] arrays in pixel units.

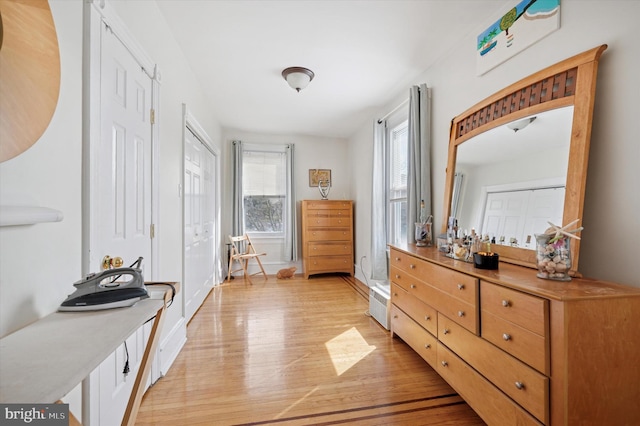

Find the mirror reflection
[[451, 106, 573, 250]]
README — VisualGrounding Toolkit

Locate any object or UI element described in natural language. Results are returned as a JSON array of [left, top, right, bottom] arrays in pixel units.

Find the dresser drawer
[[305, 201, 352, 210], [306, 229, 352, 242], [423, 263, 478, 306], [389, 265, 423, 291], [482, 310, 549, 374], [305, 215, 351, 227], [481, 282, 548, 337], [391, 283, 437, 336], [306, 255, 352, 272], [308, 242, 352, 256], [389, 250, 477, 306], [437, 343, 543, 426], [391, 266, 478, 334], [438, 314, 548, 423], [391, 305, 437, 369], [389, 249, 428, 276]]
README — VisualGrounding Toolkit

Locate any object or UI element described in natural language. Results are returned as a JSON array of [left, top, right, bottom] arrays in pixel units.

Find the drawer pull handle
[[410, 284, 416, 289], [393, 315, 398, 319], [441, 361, 448, 367], [395, 257, 400, 261], [457, 284, 465, 290], [425, 344, 431, 349], [503, 333, 511, 341], [457, 311, 465, 317], [443, 328, 450, 335], [502, 300, 511, 307], [393, 293, 398, 297], [410, 264, 416, 269], [515, 381, 525, 390], [425, 315, 431, 321], [395, 274, 400, 279]]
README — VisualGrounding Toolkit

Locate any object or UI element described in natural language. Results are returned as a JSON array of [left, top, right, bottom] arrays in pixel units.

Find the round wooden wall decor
[[0, 0, 61, 162]]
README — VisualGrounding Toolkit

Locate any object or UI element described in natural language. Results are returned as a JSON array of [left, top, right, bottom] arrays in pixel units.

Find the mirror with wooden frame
[[441, 45, 607, 275]]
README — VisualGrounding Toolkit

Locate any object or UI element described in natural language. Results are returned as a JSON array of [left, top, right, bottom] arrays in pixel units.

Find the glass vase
[[535, 233, 571, 281], [415, 223, 432, 247]]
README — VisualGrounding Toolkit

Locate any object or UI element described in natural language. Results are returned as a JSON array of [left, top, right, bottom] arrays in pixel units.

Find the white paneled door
[[184, 127, 216, 322], [481, 187, 565, 248], [92, 21, 153, 426], [96, 23, 153, 274]]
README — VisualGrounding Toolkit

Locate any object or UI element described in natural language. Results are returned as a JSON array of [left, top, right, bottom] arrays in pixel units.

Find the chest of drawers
[[301, 200, 353, 279], [389, 244, 640, 425]]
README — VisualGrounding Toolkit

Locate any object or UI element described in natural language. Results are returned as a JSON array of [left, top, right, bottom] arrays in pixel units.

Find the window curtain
[[284, 144, 297, 261], [370, 119, 388, 282], [231, 140, 244, 237], [231, 140, 297, 262], [407, 84, 432, 242]]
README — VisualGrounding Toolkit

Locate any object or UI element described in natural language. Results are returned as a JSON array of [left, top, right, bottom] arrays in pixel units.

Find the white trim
[[88, 0, 155, 79]]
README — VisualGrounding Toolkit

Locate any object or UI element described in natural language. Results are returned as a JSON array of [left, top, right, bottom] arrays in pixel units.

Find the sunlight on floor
[[324, 327, 376, 376]]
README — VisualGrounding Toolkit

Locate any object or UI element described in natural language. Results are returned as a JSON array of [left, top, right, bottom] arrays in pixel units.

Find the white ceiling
[[155, 0, 510, 139]]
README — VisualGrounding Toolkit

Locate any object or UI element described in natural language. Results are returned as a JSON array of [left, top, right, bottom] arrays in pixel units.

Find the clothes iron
[[59, 265, 148, 312]]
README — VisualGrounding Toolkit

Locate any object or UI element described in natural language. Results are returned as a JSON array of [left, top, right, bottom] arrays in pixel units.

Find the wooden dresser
[[301, 200, 354, 279], [389, 244, 640, 426]]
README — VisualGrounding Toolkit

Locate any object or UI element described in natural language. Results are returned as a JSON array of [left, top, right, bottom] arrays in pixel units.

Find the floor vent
[[369, 283, 390, 330]]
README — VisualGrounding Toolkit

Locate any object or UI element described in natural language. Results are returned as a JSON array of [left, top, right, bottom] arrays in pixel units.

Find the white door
[[482, 187, 564, 248], [184, 127, 215, 321], [96, 23, 153, 274], [92, 21, 153, 425]]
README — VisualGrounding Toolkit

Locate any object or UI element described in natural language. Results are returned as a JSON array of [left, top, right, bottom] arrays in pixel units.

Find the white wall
[[349, 0, 640, 288], [0, 0, 83, 337]]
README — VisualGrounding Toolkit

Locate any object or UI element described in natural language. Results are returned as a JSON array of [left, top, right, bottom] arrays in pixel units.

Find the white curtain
[[231, 140, 297, 262], [370, 119, 388, 282], [231, 140, 244, 237], [407, 84, 432, 242], [284, 144, 297, 261]]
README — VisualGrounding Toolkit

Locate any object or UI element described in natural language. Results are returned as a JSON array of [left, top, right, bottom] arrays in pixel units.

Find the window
[[387, 120, 409, 246], [242, 149, 286, 234]]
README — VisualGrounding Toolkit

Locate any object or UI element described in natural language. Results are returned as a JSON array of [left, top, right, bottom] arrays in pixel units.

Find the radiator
[[369, 283, 390, 330]]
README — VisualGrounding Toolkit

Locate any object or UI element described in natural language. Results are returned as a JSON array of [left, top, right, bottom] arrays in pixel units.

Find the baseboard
[[158, 317, 187, 377]]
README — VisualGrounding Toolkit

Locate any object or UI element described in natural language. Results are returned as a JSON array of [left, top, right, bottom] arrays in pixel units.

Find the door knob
[[102, 255, 123, 270]]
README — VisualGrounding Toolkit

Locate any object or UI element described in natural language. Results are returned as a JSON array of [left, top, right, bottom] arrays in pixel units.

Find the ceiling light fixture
[[282, 67, 314, 92], [507, 116, 537, 132]]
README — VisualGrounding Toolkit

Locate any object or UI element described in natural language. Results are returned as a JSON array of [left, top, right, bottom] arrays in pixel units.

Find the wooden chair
[[227, 234, 267, 283]]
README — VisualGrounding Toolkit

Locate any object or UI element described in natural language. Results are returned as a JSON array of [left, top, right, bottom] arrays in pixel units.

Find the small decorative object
[[415, 222, 432, 247], [535, 219, 582, 281], [318, 179, 330, 200], [415, 200, 432, 247], [473, 251, 499, 270], [276, 266, 297, 279]]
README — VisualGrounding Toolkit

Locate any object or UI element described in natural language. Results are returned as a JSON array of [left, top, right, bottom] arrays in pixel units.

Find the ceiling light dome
[[282, 67, 314, 92]]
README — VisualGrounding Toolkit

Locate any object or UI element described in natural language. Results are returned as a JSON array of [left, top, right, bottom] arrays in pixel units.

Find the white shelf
[[0, 205, 63, 227]]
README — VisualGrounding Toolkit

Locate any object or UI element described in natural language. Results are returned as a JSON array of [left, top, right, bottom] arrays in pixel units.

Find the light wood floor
[[136, 275, 485, 425]]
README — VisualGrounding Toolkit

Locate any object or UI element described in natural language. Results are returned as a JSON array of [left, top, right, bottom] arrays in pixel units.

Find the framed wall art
[[309, 169, 331, 187], [477, 0, 560, 75]]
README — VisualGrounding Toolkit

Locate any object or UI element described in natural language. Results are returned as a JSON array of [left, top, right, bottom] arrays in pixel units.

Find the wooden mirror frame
[[442, 44, 607, 275]]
